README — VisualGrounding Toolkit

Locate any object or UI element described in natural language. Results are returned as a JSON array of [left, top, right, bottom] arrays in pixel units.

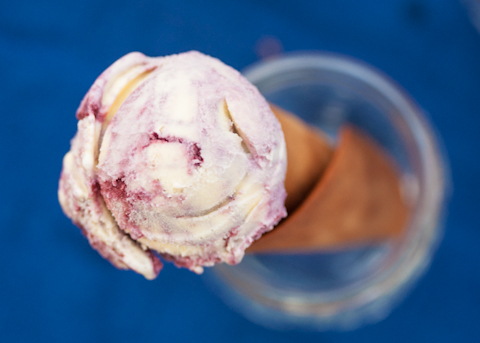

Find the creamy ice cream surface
[[58, 51, 287, 279]]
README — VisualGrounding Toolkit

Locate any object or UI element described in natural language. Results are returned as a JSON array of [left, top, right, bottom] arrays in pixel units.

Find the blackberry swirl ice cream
[[58, 51, 287, 279]]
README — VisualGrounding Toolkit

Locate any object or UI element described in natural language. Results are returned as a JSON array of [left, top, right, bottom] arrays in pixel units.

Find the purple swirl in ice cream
[[58, 51, 286, 279]]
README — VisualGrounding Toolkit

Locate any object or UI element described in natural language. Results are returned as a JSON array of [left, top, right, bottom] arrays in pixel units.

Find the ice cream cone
[[248, 106, 409, 253]]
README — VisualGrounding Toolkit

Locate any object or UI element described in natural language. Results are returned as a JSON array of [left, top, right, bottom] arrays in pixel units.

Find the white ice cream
[[58, 51, 287, 278]]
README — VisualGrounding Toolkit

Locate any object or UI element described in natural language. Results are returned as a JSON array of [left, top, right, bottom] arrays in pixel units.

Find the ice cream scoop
[[58, 51, 287, 279]]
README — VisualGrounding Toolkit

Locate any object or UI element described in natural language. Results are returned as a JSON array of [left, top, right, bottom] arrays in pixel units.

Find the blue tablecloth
[[1, 0, 479, 342]]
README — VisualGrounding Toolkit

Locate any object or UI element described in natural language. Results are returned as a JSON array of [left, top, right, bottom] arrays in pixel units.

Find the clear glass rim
[[213, 51, 449, 325]]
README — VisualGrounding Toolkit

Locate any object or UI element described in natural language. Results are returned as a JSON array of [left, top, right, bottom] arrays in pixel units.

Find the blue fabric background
[[1, 0, 479, 342]]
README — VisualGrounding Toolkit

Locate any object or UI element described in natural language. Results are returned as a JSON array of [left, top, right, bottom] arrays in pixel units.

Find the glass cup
[[204, 52, 448, 330]]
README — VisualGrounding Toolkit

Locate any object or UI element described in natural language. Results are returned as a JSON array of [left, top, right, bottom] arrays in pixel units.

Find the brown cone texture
[[248, 106, 409, 253]]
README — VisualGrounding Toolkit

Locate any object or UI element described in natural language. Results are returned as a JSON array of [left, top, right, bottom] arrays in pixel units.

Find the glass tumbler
[[204, 52, 448, 330]]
